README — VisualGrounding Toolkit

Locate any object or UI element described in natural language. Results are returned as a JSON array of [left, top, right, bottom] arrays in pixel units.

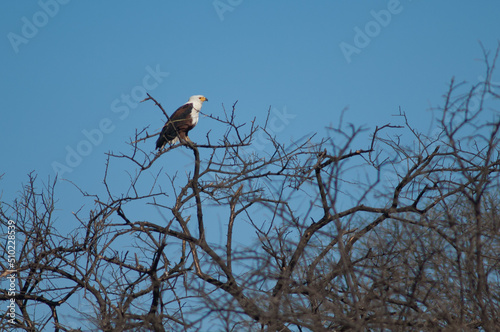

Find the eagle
[[156, 95, 208, 150]]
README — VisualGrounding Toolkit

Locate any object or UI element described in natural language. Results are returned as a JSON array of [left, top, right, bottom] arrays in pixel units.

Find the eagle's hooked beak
[[201, 96, 208, 102]]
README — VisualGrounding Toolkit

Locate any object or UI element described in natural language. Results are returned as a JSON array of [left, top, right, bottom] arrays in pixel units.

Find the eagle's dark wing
[[156, 103, 194, 149]]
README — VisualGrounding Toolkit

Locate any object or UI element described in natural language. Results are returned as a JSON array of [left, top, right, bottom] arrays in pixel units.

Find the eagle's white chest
[[190, 108, 200, 126]]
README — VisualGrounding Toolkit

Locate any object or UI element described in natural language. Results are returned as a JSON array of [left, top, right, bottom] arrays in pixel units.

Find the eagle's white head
[[188, 95, 208, 111]]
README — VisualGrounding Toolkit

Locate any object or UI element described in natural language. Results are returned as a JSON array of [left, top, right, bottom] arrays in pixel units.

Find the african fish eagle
[[156, 95, 208, 149]]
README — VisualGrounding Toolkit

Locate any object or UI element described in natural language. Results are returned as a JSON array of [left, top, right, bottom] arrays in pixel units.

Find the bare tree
[[1, 46, 500, 331]]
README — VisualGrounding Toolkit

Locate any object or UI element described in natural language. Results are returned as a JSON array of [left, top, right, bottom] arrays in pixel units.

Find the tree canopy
[[1, 48, 500, 331]]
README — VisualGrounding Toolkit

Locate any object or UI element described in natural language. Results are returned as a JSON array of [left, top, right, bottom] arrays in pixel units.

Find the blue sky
[[1, 0, 499, 195], [1, 0, 500, 328], [1, 0, 499, 242]]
